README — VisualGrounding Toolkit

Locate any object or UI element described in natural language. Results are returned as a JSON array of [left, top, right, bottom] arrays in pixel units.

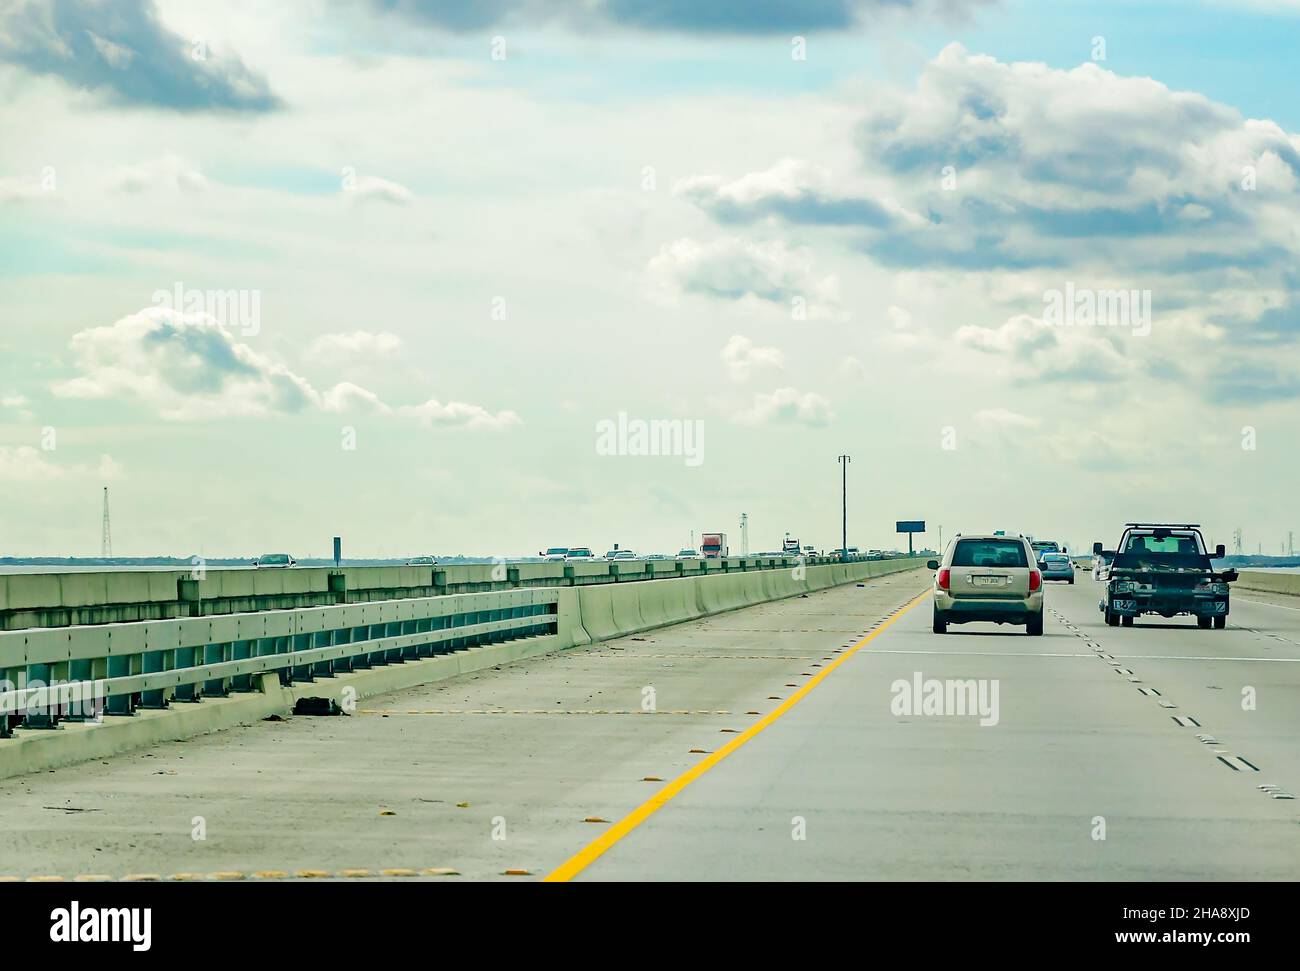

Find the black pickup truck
[[1094, 524, 1237, 629]]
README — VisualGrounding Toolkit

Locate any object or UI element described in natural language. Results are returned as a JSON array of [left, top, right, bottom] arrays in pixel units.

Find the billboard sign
[[896, 521, 925, 533]]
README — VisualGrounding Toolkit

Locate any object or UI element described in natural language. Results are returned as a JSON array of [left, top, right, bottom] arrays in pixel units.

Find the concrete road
[[0, 570, 926, 881], [4, 567, 1297, 882], [573, 573, 1300, 880]]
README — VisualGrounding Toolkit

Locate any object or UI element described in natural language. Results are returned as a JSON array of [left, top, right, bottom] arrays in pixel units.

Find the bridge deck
[[3, 570, 1298, 882]]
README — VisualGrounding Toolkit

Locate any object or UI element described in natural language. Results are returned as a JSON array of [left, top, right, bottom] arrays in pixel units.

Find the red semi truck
[[701, 533, 728, 558]]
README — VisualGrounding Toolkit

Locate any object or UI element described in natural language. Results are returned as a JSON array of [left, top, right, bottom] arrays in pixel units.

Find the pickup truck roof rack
[[1124, 523, 1201, 528]]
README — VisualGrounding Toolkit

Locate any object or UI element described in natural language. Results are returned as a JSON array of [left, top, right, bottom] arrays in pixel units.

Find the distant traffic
[[927, 522, 1238, 636]]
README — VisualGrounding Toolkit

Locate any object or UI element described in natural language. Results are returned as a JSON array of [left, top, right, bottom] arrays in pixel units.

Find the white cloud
[[52, 308, 517, 429], [0, 174, 55, 204], [676, 157, 920, 228], [839, 356, 867, 380], [956, 313, 1134, 384], [112, 155, 208, 193], [397, 399, 522, 431], [720, 334, 784, 382], [732, 387, 834, 427], [306, 330, 403, 365], [344, 174, 415, 206], [647, 236, 842, 316], [679, 44, 1300, 293], [0, 446, 122, 482], [975, 408, 1039, 429]]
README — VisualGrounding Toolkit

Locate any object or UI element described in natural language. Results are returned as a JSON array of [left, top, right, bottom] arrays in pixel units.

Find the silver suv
[[929, 534, 1044, 635]]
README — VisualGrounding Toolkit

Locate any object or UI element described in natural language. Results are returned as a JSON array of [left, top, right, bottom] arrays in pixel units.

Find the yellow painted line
[[544, 588, 930, 882]]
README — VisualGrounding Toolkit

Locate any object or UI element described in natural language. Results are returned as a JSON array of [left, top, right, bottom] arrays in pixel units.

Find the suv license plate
[[974, 576, 1003, 586]]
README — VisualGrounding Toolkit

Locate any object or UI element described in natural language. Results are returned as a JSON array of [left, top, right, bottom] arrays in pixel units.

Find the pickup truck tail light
[[1029, 570, 1042, 592], [937, 568, 951, 591]]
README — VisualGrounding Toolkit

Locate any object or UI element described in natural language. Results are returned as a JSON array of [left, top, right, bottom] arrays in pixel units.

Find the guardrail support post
[[177, 578, 201, 617], [105, 655, 136, 716], [22, 664, 59, 729], [173, 647, 202, 702], [139, 650, 170, 709]]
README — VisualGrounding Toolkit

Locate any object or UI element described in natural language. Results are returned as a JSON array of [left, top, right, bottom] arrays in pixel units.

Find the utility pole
[[101, 486, 112, 557], [837, 455, 850, 560], [939, 524, 943, 555], [739, 513, 749, 556]]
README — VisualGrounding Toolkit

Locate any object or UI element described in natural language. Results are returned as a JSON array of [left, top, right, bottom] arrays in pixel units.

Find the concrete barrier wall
[[1234, 571, 1300, 597], [1, 556, 924, 630], [570, 556, 923, 642]]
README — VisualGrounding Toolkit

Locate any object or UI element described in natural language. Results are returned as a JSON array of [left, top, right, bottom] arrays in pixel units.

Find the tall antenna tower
[[101, 486, 112, 557], [739, 512, 749, 556]]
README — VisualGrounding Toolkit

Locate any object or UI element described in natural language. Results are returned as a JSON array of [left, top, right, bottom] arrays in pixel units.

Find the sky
[[1, 0, 1299, 559]]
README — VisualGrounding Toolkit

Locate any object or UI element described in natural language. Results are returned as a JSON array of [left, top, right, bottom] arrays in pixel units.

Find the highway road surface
[[2, 568, 1298, 881]]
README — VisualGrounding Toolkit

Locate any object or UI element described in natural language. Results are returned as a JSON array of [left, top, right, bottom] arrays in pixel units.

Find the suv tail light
[[1029, 570, 1042, 592], [937, 568, 951, 591]]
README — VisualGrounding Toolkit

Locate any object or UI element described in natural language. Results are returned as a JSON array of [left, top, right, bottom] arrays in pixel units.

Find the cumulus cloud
[[306, 330, 403, 365], [112, 155, 208, 193], [0, 0, 281, 111], [975, 408, 1039, 429], [720, 334, 784, 382], [397, 399, 522, 431], [52, 309, 519, 428], [647, 236, 842, 316], [732, 387, 834, 426], [679, 44, 1300, 281], [956, 313, 1134, 384], [0, 173, 56, 205], [676, 159, 910, 227], [344, 174, 415, 206], [839, 356, 867, 380], [365, 0, 991, 35], [0, 446, 121, 482]]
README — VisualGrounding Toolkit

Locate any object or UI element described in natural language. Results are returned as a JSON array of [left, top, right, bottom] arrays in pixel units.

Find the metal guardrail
[[0, 588, 559, 736]]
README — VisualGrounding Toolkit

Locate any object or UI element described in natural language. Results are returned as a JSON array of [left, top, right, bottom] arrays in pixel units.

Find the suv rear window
[[952, 539, 1028, 568]]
